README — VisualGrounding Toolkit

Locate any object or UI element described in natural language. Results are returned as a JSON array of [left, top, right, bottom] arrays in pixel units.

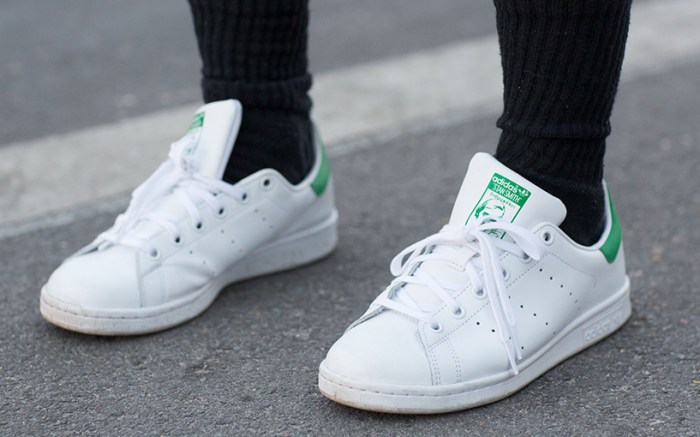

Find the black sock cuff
[[202, 74, 312, 113], [496, 132, 606, 186], [189, 0, 311, 114]]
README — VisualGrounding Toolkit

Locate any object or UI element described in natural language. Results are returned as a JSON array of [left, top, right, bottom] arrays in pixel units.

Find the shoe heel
[[227, 209, 339, 283], [580, 277, 631, 347]]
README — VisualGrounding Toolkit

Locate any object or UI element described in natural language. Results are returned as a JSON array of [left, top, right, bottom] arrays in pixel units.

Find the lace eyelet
[[541, 231, 554, 245], [502, 268, 510, 281], [452, 306, 465, 319], [261, 178, 273, 191], [239, 192, 250, 204], [194, 221, 204, 232], [173, 236, 183, 246], [217, 207, 227, 218], [520, 253, 532, 263], [428, 322, 443, 333], [148, 248, 160, 259], [473, 287, 486, 299]]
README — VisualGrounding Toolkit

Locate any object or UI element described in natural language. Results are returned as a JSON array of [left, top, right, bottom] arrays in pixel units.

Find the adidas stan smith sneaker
[[40, 100, 338, 335], [319, 153, 630, 414]]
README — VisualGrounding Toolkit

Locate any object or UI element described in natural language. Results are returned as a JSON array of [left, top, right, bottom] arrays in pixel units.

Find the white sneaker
[[40, 100, 338, 335], [319, 153, 630, 414]]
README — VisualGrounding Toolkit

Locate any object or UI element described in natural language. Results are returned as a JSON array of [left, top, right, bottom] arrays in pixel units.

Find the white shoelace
[[376, 219, 546, 375], [97, 136, 246, 256]]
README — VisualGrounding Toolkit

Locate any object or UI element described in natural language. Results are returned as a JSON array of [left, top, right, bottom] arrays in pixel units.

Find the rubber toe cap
[[43, 246, 141, 310], [324, 311, 433, 386]]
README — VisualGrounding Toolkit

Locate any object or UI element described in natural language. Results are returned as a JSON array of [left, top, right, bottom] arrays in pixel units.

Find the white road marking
[[0, 0, 699, 232]]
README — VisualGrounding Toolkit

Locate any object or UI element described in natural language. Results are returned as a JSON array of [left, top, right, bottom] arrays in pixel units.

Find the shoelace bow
[[376, 219, 546, 375], [97, 137, 246, 256]]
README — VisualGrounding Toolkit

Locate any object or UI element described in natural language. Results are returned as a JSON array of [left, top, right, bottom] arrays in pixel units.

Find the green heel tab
[[600, 194, 622, 263], [311, 131, 331, 196]]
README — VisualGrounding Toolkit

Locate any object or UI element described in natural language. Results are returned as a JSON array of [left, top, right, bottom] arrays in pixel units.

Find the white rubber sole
[[318, 277, 631, 414], [40, 209, 338, 336]]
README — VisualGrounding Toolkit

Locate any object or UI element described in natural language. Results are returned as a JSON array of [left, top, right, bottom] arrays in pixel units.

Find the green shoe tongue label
[[184, 111, 205, 157], [188, 111, 205, 132], [466, 173, 531, 237]]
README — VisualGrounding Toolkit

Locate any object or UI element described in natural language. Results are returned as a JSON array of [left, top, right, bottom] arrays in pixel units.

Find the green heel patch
[[600, 195, 622, 263], [311, 137, 331, 196]]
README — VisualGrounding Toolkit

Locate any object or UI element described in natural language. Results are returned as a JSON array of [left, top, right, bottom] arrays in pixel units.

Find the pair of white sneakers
[[40, 100, 631, 414]]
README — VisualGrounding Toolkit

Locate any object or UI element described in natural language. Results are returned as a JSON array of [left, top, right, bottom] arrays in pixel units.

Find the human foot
[[319, 153, 629, 414], [41, 100, 337, 335]]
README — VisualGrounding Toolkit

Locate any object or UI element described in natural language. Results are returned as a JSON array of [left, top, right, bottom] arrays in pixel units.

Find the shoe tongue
[[449, 153, 566, 231], [126, 100, 242, 239], [181, 99, 242, 179], [397, 153, 566, 312]]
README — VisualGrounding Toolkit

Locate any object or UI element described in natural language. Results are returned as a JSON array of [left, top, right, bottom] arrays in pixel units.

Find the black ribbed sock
[[493, 0, 632, 245], [188, 0, 313, 185]]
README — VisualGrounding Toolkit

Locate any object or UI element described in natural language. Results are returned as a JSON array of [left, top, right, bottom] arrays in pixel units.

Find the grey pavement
[[0, 0, 493, 145], [2, 0, 700, 435], [1, 57, 700, 434]]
